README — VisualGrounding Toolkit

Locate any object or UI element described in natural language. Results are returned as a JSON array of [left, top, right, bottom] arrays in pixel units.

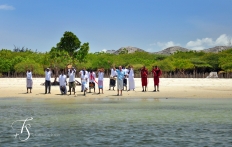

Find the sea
[[0, 98, 232, 147]]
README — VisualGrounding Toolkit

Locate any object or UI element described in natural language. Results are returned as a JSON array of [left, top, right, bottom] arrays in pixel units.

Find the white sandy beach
[[0, 78, 231, 99]]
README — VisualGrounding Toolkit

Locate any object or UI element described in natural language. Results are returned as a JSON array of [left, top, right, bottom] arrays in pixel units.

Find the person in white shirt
[[79, 67, 88, 92], [59, 70, 67, 95], [26, 68, 33, 93], [81, 70, 89, 96], [88, 70, 96, 93], [85, 69, 89, 78], [122, 66, 128, 90], [68, 67, 76, 95], [45, 68, 52, 94], [109, 66, 117, 90], [98, 68, 104, 94], [128, 65, 135, 91]]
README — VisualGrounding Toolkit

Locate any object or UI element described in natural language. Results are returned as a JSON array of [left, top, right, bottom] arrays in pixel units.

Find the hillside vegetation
[[1, 48, 232, 78]]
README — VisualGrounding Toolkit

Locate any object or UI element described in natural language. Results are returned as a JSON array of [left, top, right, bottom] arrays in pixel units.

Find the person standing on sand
[[128, 65, 135, 91], [79, 67, 88, 92], [152, 66, 162, 92], [122, 66, 128, 91], [26, 67, 33, 93], [45, 68, 52, 94], [97, 68, 104, 94], [59, 70, 67, 95], [68, 67, 76, 95], [81, 70, 89, 96], [115, 66, 125, 96], [109, 66, 116, 90], [89, 70, 96, 93], [141, 66, 148, 92]]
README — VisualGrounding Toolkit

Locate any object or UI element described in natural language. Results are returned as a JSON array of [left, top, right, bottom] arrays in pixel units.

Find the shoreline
[[0, 78, 232, 99]]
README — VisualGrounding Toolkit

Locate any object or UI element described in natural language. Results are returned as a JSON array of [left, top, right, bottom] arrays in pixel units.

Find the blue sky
[[1, 0, 232, 53]]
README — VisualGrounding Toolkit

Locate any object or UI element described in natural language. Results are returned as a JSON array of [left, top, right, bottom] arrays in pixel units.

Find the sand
[[0, 78, 231, 99]]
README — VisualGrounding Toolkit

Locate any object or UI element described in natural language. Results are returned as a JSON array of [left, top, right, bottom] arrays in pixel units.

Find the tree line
[[0, 31, 232, 78]]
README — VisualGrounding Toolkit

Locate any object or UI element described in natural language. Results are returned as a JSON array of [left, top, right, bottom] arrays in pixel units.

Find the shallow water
[[0, 98, 232, 147]]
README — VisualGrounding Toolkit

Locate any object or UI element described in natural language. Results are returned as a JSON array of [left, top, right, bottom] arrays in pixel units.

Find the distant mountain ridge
[[104, 46, 232, 55], [153, 46, 190, 54], [106, 46, 146, 54], [202, 46, 232, 53]]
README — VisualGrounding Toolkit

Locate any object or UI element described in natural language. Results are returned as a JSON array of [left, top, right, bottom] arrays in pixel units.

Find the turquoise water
[[0, 98, 232, 146]]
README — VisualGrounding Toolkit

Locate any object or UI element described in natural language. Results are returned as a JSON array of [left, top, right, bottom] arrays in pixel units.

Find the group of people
[[26, 65, 162, 96], [141, 65, 162, 92]]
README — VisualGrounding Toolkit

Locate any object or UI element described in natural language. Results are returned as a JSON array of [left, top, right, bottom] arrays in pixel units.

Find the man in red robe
[[141, 66, 148, 92], [152, 66, 162, 92]]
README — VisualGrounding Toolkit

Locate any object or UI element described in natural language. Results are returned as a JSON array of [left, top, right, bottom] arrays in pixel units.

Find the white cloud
[[186, 38, 213, 47], [189, 46, 205, 50], [215, 34, 231, 45], [186, 34, 232, 50], [0, 4, 15, 10], [101, 49, 107, 52], [149, 34, 232, 52], [150, 41, 180, 50], [145, 48, 153, 52]]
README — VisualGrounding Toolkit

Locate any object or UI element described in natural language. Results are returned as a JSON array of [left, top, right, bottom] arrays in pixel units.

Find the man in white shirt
[[123, 66, 128, 90], [59, 70, 67, 95], [81, 70, 89, 96], [45, 68, 52, 94], [68, 67, 76, 95], [109, 66, 116, 90], [26, 69, 33, 93], [79, 67, 88, 92]]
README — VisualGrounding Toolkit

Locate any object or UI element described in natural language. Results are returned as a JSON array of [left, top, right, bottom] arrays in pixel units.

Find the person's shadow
[[18, 92, 29, 94]]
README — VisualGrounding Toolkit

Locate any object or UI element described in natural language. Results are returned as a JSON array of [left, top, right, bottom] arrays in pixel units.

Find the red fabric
[[152, 68, 162, 86], [141, 69, 148, 78], [90, 73, 94, 80], [154, 77, 159, 86], [141, 69, 148, 86], [142, 77, 147, 86], [90, 73, 98, 84]]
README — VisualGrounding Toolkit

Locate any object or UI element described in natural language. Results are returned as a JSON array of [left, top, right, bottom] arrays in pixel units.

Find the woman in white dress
[[98, 68, 104, 94], [128, 65, 135, 91]]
